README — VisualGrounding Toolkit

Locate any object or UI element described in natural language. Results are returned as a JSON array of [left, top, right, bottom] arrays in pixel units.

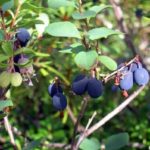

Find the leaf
[[59, 43, 86, 54], [2, 0, 14, 12], [99, 55, 117, 71], [14, 48, 34, 55], [80, 138, 101, 150], [89, 5, 112, 14], [48, 0, 75, 9], [105, 133, 129, 150], [23, 139, 41, 150], [0, 55, 9, 63], [87, 27, 121, 40], [2, 41, 13, 56], [34, 52, 50, 57], [0, 100, 13, 111], [45, 22, 81, 39], [0, 0, 10, 6], [0, 30, 4, 40], [74, 50, 98, 70], [72, 10, 96, 20]]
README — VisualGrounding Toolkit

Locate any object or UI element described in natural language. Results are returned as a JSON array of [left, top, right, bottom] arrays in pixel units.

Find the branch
[[4, 116, 18, 150], [109, 0, 137, 56], [71, 96, 89, 150], [75, 85, 145, 149], [103, 55, 138, 83], [67, 106, 85, 132]]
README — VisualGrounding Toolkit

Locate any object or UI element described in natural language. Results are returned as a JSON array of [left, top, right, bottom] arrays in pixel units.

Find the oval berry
[[119, 71, 133, 90], [48, 83, 63, 97], [87, 78, 103, 98], [134, 68, 149, 85], [52, 93, 67, 111], [72, 74, 89, 95]]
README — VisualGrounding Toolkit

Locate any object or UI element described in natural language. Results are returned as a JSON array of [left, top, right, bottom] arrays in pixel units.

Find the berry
[[119, 71, 133, 90], [130, 62, 142, 72], [0, 71, 11, 88], [72, 74, 89, 95], [52, 93, 67, 111], [135, 9, 143, 18], [134, 68, 149, 85], [16, 28, 30, 47], [48, 83, 63, 97], [111, 85, 119, 92], [11, 72, 22, 87], [87, 78, 103, 98]]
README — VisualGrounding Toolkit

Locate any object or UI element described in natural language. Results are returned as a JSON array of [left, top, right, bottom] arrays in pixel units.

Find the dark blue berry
[[48, 83, 63, 97], [135, 9, 143, 18], [16, 28, 30, 47], [72, 74, 89, 95], [134, 68, 149, 85], [52, 93, 67, 111], [87, 78, 103, 98], [119, 71, 133, 90]]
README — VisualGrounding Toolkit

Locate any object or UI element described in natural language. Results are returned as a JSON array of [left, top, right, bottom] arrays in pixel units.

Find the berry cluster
[[48, 81, 67, 111], [115, 61, 149, 97], [0, 28, 34, 88], [13, 28, 35, 85], [72, 74, 103, 98]]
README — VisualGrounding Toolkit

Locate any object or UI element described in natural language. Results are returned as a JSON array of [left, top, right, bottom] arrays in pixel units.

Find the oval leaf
[[99, 55, 117, 71], [74, 50, 98, 70], [105, 133, 129, 150], [48, 0, 75, 9], [45, 22, 81, 39], [89, 5, 112, 14], [88, 27, 121, 40], [80, 138, 101, 150], [0, 100, 13, 111], [72, 10, 96, 20], [2, 0, 14, 12]]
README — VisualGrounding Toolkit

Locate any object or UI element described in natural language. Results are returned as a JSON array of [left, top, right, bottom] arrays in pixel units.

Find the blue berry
[[16, 28, 30, 47], [72, 74, 88, 95], [119, 71, 133, 90], [52, 93, 67, 111], [134, 68, 149, 85], [87, 78, 103, 98], [48, 83, 63, 97]]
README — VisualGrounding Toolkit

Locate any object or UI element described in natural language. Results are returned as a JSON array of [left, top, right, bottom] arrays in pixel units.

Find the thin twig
[[67, 106, 85, 132], [4, 116, 18, 150], [85, 111, 97, 131], [109, 0, 137, 55], [71, 96, 89, 150], [10, 0, 22, 28], [74, 85, 145, 149], [103, 56, 138, 83]]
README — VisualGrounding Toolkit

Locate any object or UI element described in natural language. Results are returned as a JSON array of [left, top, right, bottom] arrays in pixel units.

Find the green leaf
[[23, 139, 41, 150], [2, 41, 13, 56], [45, 22, 81, 39], [34, 52, 50, 57], [105, 133, 129, 150], [80, 138, 101, 150], [0, 112, 6, 120], [14, 48, 34, 55], [72, 10, 96, 20], [89, 5, 112, 14], [2, 0, 14, 12], [99, 55, 117, 71], [0, 55, 9, 63], [59, 43, 86, 54], [74, 50, 98, 70], [0, 100, 13, 111], [0, 30, 4, 40], [48, 0, 75, 9], [0, 0, 10, 6], [88, 27, 121, 40]]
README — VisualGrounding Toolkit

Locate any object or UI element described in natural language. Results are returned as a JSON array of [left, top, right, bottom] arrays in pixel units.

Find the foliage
[[0, 0, 150, 150]]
